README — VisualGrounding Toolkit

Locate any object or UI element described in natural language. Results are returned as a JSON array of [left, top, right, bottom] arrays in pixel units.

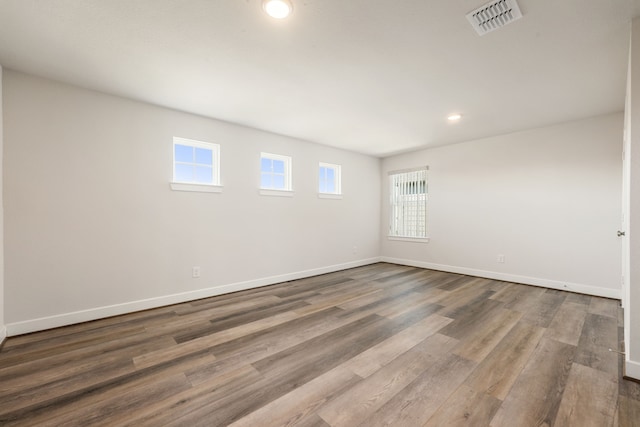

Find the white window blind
[[389, 167, 428, 238]]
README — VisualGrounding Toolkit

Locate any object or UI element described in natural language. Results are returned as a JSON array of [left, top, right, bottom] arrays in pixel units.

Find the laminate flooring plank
[[0, 355, 137, 420], [338, 278, 434, 311], [172, 294, 283, 318], [452, 308, 521, 362], [0, 334, 175, 389], [170, 323, 382, 427], [374, 268, 426, 283], [544, 300, 588, 346], [618, 305, 625, 327], [554, 363, 618, 427], [0, 324, 147, 367], [500, 285, 547, 312], [375, 275, 442, 296], [465, 320, 545, 400], [293, 287, 381, 317], [422, 384, 501, 427], [185, 307, 364, 384], [341, 314, 452, 378], [162, 374, 277, 427], [179, 313, 434, 427], [118, 364, 263, 427], [16, 372, 192, 427], [486, 279, 510, 292], [169, 295, 286, 322], [416, 270, 456, 286], [0, 264, 632, 426], [618, 394, 640, 427], [283, 276, 355, 293], [407, 282, 449, 301], [313, 277, 381, 297], [228, 366, 361, 427], [285, 414, 331, 427], [0, 328, 167, 377], [186, 287, 280, 306], [251, 309, 427, 382], [620, 374, 640, 401], [203, 306, 344, 358], [433, 280, 495, 314], [0, 308, 178, 350], [373, 290, 442, 319], [331, 263, 405, 281], [489, 337, 575, 427], [382, 295, 444, 320], [566, 292, 592, 305], [137, 308, 219, 334], [521, 291, 566, 328], [0, 349, 217, 424], [436, 275, 479, 291], [175, 299, 309, 343], [360, 353, 476, 427], [438, 298, 505, 339], [334, 286, 429, 321], [335, 287, 389, 311], [575, 313, 619, 375], [588, 297, 619, 319], [487, 282, 516, 302], [317, 333, 459, 427], [133, 310, 298, 369]]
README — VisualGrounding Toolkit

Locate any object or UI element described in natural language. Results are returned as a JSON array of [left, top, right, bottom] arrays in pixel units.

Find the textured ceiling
[[0, 0, 638, 156]]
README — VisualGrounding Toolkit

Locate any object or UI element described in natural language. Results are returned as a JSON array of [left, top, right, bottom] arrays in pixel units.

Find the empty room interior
[[2, 0, 640, 425]]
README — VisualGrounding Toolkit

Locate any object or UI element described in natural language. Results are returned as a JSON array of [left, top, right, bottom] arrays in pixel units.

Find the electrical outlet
[[352, 246, 358, 254], [497, 254, 505, 263], [192, 266, 201, 278]]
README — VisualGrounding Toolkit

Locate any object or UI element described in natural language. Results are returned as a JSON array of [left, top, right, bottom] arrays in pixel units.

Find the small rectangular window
[[260, 152, 292, 192], [389, 167, 428, 239], [172, 137, 220, 188], [319, 162, 342, 196]]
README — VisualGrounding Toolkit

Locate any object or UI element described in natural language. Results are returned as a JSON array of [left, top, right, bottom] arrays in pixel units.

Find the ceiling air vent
[[466, 0, 523, 36]]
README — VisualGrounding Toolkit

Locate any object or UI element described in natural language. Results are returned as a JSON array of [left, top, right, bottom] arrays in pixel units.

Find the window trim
[[170, 182, 223, 193], [318, 162, 342, 197], [171, 137, 221, 192], [260, 152, 293, 193], [318, 193, 343, 200], [388, 166, 429, 240]]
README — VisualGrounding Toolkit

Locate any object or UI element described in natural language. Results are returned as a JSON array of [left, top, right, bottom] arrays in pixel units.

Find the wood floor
[[0, 263, 639, 426]]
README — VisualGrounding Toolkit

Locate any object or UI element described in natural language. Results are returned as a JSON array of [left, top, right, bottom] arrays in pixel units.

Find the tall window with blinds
[[389, 167, 428, 239]]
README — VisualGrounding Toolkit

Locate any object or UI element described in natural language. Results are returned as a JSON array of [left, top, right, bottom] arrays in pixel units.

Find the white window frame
[[388, 167, 429, 242], [170, 137, 222, 193], [318, 162, 342, 199], [260, 152, 293, 196]]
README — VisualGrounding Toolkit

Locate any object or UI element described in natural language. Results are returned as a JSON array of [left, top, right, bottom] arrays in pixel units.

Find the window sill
[[170, 183, 223, 193], [387, 236, 430, 243], [318, 193, 343, 200], [259, 189, 294, 197]]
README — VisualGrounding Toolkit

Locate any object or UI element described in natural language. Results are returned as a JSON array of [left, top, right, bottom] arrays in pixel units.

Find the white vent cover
[[466, 0, 523, 36]]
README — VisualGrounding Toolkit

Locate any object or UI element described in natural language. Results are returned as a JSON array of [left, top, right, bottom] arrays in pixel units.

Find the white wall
[[625, 17, 640, 380], [381, 114, 623, 298], [0, 65, 5, 344], [3, 70, 381, 334]]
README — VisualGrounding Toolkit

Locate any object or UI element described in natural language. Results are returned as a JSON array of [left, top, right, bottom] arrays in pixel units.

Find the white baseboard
[[6, 257, 381, 336], [380, 257, 621, 299], [6, 256, 621, 337], [626, 359, 640, 381], [0, 325, 6, 346]]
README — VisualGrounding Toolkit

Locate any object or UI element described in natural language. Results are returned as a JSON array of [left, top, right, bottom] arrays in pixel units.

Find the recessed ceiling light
[[447, 113, 462, 122], [263, 0, 293, 19]]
